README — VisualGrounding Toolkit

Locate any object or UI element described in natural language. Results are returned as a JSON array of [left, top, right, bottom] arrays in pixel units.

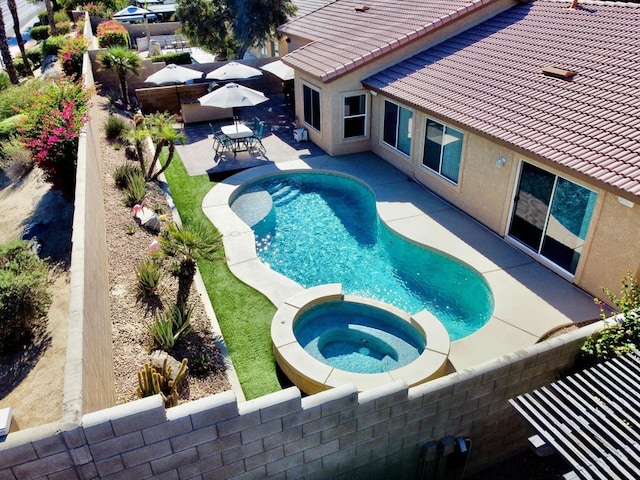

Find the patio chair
[[213, 131, 234, 157], [245, 122, 266, 156]]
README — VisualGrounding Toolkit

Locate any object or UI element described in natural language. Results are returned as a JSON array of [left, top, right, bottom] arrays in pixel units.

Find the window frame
[[342, 92, 368, 140], [382, 100, 412, 156], [421, 118, 464, 185], [302, 83, 321, 132]]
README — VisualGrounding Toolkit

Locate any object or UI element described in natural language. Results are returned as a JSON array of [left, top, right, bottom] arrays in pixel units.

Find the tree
[[97, 46, 142, 107], [0, 4, 19, 84], [8, 0, 33, 77], [176, 0, 296, 59], [44, 0, 58, 36], [144, 112, 186, 182]]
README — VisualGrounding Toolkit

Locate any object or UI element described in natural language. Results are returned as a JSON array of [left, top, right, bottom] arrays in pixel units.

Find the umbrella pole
[[175, 84, 181, 114]]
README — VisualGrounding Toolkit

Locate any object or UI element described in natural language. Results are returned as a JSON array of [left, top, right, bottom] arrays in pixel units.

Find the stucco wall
[[62, 53, 115, 424], [0, 322, 606, 479], [577, 191, 640, 303]]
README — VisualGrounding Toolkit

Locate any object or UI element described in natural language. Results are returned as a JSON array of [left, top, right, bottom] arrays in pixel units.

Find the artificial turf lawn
[[161, 151, 280, 399]]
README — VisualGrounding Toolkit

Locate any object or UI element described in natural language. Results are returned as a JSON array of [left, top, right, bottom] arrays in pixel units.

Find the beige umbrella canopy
[[205, 61, 263, 81], [260, 60, 295, 81], [197, 82, 268, 109]]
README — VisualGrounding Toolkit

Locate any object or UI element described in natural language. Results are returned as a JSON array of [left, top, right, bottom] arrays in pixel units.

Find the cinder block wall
[[0, 324, 604, 479]]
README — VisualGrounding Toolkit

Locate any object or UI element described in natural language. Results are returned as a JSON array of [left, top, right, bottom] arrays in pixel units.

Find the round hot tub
[[271, 284, 450, 395]]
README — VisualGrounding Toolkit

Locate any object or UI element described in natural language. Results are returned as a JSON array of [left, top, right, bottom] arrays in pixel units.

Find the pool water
[[231, 172, 494, 340], [294, 301, 425, 374]]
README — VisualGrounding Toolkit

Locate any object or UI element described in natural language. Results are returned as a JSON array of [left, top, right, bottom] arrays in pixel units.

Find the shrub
[[18, 77, 91, 199], [103, 114, 128, 140], [190, 354, 213, 378], [26, 46, 43, 68], [54, 11, 69, 24], [83, 2, 113, 18], [59, 36, 88, 80], [37, 10, 49, 26], [55, 21, 72, 36], [0, 71, 9, 92], [96, 20, 130, 48], [0, 137, 34, 180], [0, 79, 40, 121], [0, 114, 25, 140], [42, 35, 68, 57], [123, 168, 147, 207], [0, 240, 52, 354], [581, 272, 640, 364], [30, 25, 50, 41], [149, 51, 192, 65], [12, 57, 34, 78], [135, 258, 162, 299], [136, 357, 188, 408], [112, 163, 142, 188], [148, 303, 193, 351]]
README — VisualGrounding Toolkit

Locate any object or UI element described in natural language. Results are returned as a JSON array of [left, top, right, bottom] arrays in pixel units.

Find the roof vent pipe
[[569, 0, 578, 9], [355, 5, 370, 12]]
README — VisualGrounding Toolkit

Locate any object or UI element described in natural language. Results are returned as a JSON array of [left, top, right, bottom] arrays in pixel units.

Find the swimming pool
[[231, 172, 494, 340]]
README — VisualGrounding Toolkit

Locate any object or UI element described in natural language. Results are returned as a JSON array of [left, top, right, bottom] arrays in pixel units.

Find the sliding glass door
[[509, 162, 597, 275]]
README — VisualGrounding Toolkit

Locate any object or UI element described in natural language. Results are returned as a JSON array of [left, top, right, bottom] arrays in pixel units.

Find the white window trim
[[421, 118, 464, 186], [341, 91, 369, 140]]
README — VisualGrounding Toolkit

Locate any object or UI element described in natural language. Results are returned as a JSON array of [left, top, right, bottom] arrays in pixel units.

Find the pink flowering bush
[[96, 20, 130, 48], [59, 36, 89, 80], [19, 78, 91, 199]]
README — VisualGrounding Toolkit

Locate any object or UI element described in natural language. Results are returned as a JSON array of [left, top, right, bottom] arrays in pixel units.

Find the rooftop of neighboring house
[[291, 0, 335, 18], [280, 0, 495, 82], [363, 0, 640, 198]]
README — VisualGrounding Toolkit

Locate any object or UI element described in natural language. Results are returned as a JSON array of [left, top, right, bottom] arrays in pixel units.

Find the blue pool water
[[294, 301, 425, 373], [231, 172, 494, 340]]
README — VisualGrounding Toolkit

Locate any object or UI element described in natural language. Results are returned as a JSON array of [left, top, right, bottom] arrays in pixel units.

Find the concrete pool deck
[[202, 152, 600, 372]]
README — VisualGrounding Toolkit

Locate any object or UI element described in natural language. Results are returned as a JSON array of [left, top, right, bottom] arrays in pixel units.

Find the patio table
[[221, 124, 254, 155]]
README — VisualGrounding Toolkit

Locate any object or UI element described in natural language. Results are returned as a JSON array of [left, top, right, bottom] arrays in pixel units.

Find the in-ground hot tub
[[271, 284, 450, 395]]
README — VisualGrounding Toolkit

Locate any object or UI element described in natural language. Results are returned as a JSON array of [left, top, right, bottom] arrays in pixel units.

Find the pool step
[[271, 185, 301, 207]]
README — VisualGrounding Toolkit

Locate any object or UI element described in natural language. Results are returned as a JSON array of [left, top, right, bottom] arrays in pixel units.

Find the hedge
[[150, 51, 192, 65], [30, 25, 50, 41]]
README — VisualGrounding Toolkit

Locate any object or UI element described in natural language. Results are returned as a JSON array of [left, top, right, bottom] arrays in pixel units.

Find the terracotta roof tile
[[364, 0, 640, 198], [281, 0, 497, 82]]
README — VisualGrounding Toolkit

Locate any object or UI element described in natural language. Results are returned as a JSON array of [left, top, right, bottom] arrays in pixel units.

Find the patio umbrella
[[260, 60, 294, 81], [198, 83, 268, 127], [205, 61, 263, 81], [112, 5, 157, 22], [144, 64, 204, 107]]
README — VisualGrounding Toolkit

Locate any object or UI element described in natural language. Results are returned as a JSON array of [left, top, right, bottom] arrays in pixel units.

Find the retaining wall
[[0, 322, 606, 479]]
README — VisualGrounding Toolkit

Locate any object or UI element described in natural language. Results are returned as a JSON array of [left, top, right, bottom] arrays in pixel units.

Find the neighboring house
[[279, 0, 640, 305]]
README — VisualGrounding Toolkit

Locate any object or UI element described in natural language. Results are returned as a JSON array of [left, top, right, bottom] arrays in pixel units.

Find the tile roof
[[364, 0, 640, 198], [280, 0, 498, 83], [291, 0, 333, 18]]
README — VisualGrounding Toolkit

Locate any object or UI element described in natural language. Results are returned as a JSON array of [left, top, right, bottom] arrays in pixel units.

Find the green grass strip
[[160, 150, 280, 399]]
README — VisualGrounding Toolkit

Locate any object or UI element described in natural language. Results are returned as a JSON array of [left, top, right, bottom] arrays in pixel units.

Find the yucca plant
[[135, 257, 162, 299], [103, 114, 128, 140], [123, 169, 147, 207], [148, 303, 193, 351], [112, 163, 142, 189]]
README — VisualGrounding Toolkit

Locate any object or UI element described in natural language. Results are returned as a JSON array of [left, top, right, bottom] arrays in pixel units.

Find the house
[[279, 0, 640, 305]]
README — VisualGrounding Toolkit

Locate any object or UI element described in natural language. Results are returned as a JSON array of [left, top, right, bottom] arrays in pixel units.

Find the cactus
[[136, 357, 188, 408]]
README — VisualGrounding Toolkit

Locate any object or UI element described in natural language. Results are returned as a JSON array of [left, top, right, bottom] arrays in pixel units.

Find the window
[[509, 162, 597, 275], [343, 94, 366, 138], [383, 101, 412, 155], [303, 84, 320, 131], [423, 119, 463, 184]]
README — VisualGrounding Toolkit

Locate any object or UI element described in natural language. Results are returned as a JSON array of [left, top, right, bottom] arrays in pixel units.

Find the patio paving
[[175, 94, 326, 179]]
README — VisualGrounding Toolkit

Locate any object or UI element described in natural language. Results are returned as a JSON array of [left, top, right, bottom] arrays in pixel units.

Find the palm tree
[[44, 0, 57, 36], [97, 47, 142, 107], [0, 4, 18, 84], [145, 112, 186, 182], [8, 0, 33, 77], [158, 221, 221, 305]]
